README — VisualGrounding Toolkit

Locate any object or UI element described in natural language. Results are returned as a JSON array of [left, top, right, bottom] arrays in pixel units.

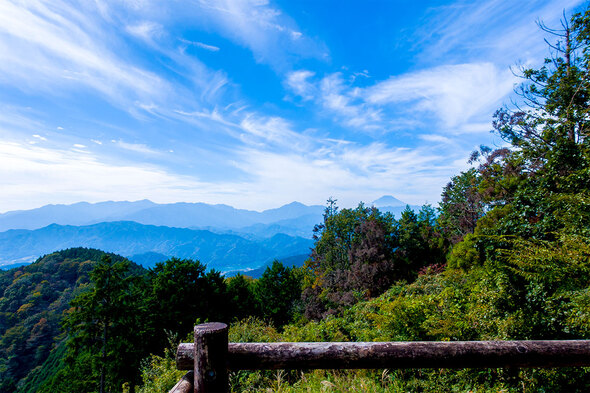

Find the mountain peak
[[372, 195, 406, 207]]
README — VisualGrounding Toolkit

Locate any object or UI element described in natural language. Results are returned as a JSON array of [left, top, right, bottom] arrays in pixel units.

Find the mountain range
[[0, 200, 325, 232], [0, 196, 421, 272]]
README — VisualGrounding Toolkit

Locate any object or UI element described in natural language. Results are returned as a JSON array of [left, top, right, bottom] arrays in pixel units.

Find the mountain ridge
[[0, 200, 325, 232], [0, 221, 313, 272]]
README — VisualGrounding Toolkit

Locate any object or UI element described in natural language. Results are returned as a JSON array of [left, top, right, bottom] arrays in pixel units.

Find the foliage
[[0, 248, 132, 393], [254, 261, 302, 328], [147, 258, 230, 352], [303, 201, 446, 319], [226, 274, 258, 321], [60, 255, 148, 392], [133, 349, 186, 393], [438, 168, 486, 244]]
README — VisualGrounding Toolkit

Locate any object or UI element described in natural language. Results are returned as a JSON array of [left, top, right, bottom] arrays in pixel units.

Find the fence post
[[193, 322, 228, 393]]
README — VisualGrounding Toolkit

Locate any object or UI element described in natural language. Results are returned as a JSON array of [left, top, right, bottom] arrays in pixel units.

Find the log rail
[[170, 322, 590, 393]]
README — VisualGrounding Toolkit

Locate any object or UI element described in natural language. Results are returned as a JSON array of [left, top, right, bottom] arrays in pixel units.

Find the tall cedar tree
[[61, 255, 147, 393]]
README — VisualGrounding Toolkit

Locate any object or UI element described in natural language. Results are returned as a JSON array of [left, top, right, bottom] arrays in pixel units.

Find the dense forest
[[2, 7, 590, 393]]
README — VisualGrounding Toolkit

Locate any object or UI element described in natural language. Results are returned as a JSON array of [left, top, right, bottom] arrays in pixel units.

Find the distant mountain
[[371, 195, 424, 218], [0, 221, 313, 272], [372, 195, 407, 207], [0, 200, 156, 232], [0, 200, 324, 235]]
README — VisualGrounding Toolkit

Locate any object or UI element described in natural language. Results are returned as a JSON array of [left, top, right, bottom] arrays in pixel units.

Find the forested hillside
[[0, 249, 142, 392], [0, 248, 303, 392], [1, 7, 589, 393]]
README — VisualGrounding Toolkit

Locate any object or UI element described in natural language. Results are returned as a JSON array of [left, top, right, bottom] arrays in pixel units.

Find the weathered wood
[[193, 322, 228, 393], [176, 340, 590, 370], [176, 343, 193, 370], [168, 371, 193, 393]]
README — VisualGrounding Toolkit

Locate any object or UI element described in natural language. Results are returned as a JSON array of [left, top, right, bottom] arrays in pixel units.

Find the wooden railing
[[170, 322, 590, 393]]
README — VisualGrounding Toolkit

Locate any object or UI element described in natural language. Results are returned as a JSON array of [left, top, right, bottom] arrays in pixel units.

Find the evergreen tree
[[254, 261, 301, 328], [147, 258, 230, 351], [61, 255, 147, 393]]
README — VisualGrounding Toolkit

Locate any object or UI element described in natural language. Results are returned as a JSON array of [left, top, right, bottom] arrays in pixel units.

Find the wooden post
[[193, 322, 228, 393]]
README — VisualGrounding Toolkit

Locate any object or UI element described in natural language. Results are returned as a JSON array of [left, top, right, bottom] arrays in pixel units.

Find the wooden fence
[[170, 322, 590, 393]]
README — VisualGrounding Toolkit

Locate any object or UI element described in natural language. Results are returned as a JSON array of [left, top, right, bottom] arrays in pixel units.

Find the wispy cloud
[[231, 141, 462, 208], [285, 64, 512, 134], [415, 0, 587, 65], [419, 134, 454, 144], [112, 139, 163, 156], [364, 62, 516, 129], [285, 71, 383, 131], [179, 38, 220, 52], [126, 21, 163, 43], [0, 0, 234, 125], [285, 70, 316, 100], [195, 0, 327, 70], [0, 1, 166, 108], [0, 140, 213, 211]]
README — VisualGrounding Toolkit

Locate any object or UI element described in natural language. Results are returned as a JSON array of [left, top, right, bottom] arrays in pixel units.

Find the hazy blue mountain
[[118, 202, 260, 229], [221, 213, 322, 239], [0, 221, 313, 272], [0, 200, 156, 231], [372, 195, 407, 207], [371, 195, 424, 218], [0, 200, 324, 233], [257, 202, 323, 223]]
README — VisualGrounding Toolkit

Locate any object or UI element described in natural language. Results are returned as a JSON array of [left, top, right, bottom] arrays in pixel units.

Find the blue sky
[[0, 0, 586, 212]]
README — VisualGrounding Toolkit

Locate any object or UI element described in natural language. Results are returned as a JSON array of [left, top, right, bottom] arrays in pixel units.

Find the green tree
[[446, 8, 590, 345], [303, 202, 398, 318], [254, 261, 301, 328], [226, 274, 258, 321], [302, 200, 448, 319], [148, 258, 230, 351], [61, 255, 147, 393], [454, 9, 590, 252], [438, 168, 486, 244]]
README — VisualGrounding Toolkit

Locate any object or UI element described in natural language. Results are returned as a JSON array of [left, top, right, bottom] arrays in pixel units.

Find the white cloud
[[239, 114, 310, 150], [0, 141, 215, 212], [419, 134, 453, 144], [32, 134, 47, 141], [285, 71, 383, 131], [0, 133, 469, 212], [195, 0, 327, 70], [365, 63, 515, 128], [180, 38, 220, 52], [112, 140, 162, 155], [285, 70, 315, 100], [0, 1, 233, 124], [126, 21, 163, 42], [286, 63, 515, 133], [415, 0, 586, 66], [0, 1, 167, 110], [229, 141, 461, 209]]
